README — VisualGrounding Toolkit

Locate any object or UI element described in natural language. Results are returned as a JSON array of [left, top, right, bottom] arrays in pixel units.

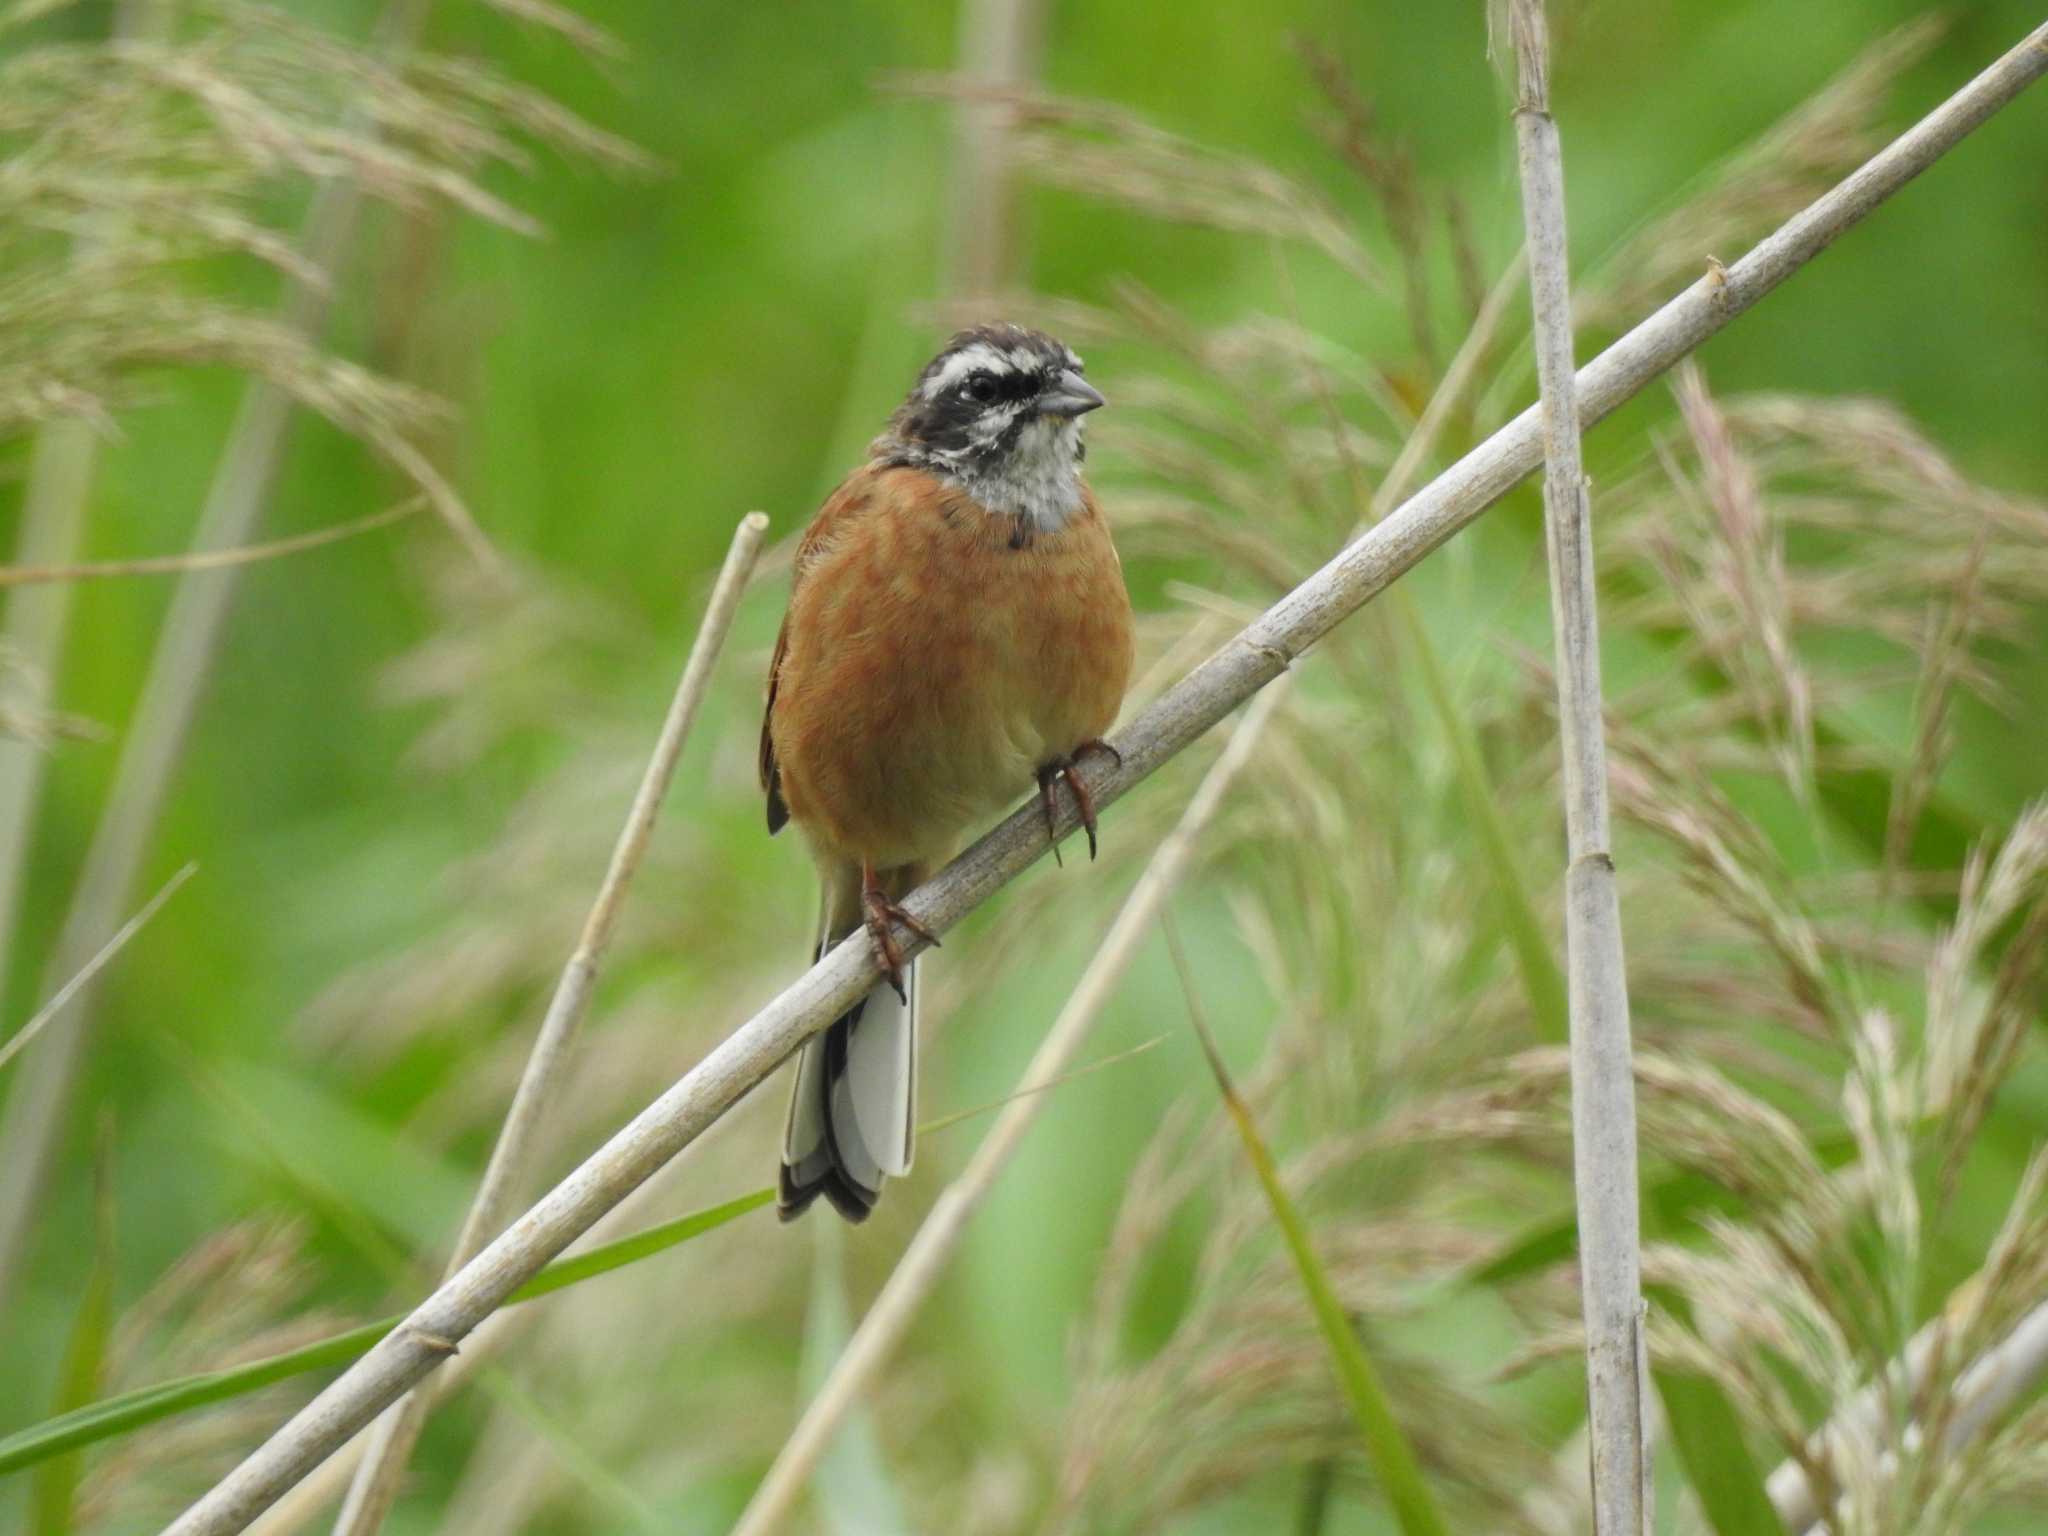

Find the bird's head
[[874, 323, 1104, 532]]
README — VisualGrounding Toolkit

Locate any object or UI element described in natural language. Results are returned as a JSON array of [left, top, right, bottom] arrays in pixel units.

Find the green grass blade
[[0, 1187, 773, 1478], [1216, 1087, 1449, 1536], [1394, 590, 1569, 1044], [507, 1188, 772, 1303], [0, 1320, 399, 1478], [1167, 918, 1450, 1536]]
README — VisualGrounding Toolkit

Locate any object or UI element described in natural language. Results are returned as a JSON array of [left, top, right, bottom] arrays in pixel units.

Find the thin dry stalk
[[163, 30, 2048, 1531], [1883, 525, 1988, 888], [1508, 3, 1648, 1529], [0, 0, 442, 1314], [0, 501, 424, 589], [329, 513, 768, 1536], [0, 862, 194, 1075]]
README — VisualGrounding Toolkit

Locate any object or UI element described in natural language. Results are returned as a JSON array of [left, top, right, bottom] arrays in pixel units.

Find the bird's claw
[[1037, 739, 1118, 863], [860, 880, 938, 1002]]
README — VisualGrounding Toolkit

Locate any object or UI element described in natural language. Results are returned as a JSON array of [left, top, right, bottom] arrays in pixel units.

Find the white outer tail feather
[[779, 957, 917, 1220], [837, 963, 916, 1178]]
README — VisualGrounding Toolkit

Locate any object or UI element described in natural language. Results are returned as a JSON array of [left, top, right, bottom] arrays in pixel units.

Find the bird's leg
[[860, 860, 938, 1003], [1035, 738, 1121, 862], [1035, 766, 1067, 868]]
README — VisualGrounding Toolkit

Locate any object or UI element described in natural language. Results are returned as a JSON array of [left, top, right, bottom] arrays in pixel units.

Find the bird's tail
[[779, 882, 917, 1223]]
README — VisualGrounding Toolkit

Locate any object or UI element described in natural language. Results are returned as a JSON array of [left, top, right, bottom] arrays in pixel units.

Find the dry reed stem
[[164, 28, 2048, 1532], [1509, 2, 1649, 1529], [0, 501, 425, 589], [329, 513, 769, 1536], [0, 863, 195, 1075]]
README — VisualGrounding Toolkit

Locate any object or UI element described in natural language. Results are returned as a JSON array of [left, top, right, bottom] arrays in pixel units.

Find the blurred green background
[[3, 0, 2046, 1532]]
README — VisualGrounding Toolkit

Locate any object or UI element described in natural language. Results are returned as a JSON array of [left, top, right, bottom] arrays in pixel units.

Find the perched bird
[[761, 324, 1135, 1222]]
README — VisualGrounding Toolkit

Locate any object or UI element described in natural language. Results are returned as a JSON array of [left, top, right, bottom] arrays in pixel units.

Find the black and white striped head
[[874, 324, 1104, 534]]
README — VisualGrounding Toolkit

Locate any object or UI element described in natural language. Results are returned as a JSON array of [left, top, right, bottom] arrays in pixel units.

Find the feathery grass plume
[[1000, 51, 2048, 1523], [1604, 726, 1845, 1039], [1663, 362, 1815, 801], [893, 76, 1384, 290], [1884, 527, 1988, 888], [1603, 386, 2048, 700], [67, 1221, 349, 1530], [1576, 18, 1945, 329], [0, 636, 105, 745], [1294, 36, 1438, 368], [0, 0, 640, 528], [1167, 911, 1450, 1536], [1651, 1049, 2048, 1535], [1052, 1082, 1562, 1535], [1923, 804, 2048, 1198]]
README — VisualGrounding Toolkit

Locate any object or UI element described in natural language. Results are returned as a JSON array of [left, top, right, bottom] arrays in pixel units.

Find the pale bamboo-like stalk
[[1509, 3, 1649, 1530], [731, 235, 1523, 1535], [0, 0, 444, 1311], [330, 512, 769, 1535], [164, 30, 2048, 1531], [732, 680, 1287, 1536]]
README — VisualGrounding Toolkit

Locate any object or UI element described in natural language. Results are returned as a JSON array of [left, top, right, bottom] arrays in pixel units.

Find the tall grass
[[8, 9, 2048, 1535]]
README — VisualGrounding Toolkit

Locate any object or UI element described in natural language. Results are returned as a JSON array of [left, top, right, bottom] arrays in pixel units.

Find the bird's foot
[[1036, 739, 1120, 864], [860, 864, 938, 1003]]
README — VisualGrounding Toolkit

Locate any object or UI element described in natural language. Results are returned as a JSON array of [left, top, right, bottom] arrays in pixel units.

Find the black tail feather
[[777, 1006, 883, 1223]]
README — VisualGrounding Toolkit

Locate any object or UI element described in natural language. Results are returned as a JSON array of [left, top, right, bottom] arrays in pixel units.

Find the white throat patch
[[943, 413, 1086, 534]]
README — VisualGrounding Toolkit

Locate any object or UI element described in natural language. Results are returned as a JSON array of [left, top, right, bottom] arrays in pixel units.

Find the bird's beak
[[1037, 370, 1106, 419]]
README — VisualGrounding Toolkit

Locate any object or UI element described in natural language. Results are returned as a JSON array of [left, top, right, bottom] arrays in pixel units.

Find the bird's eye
[[962, 372, 999, 405]]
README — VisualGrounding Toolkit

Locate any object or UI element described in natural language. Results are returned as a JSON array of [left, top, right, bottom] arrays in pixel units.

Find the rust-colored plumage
[[763, 464, 1131, 871], [763, 324, 1134, 1221]]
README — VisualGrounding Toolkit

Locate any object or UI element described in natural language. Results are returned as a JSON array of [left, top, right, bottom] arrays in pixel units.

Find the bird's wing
[[760, 467, 880, 836], [760, 618, 791, 833]]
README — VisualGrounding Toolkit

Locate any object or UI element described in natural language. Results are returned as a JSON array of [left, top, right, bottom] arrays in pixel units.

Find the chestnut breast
[[771, 466, 1134, 869]]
